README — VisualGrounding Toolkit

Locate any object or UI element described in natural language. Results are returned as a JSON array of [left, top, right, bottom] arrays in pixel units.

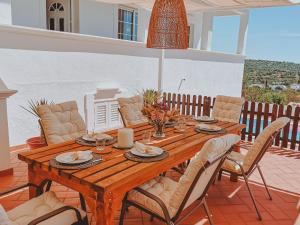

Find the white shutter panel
[[109, 102, 120, 127], [94, 102, 108, 130]]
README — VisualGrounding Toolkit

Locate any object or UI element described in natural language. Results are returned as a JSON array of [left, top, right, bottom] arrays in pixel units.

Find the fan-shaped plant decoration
[[147, 0, 189, 49]]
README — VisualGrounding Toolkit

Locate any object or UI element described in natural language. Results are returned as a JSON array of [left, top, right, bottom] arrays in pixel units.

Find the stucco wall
[[11, 0, 46, 29], [0, 25, 244, 145], [79, 1, 117, 38], [0, 0, 11, 25]]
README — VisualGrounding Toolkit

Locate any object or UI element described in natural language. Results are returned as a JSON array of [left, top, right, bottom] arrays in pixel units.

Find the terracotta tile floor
[[0, 143, 300, 225]]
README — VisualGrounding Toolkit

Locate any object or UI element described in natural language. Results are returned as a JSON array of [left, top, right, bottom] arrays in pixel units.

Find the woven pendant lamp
[[147, 0, 189, 49]]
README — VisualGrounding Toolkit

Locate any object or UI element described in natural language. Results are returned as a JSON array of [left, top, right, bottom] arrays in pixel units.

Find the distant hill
[[244, 59, 300, 86]]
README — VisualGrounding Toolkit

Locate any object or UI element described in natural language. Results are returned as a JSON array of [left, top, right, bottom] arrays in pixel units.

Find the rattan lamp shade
[[147, 0, 189, 49]]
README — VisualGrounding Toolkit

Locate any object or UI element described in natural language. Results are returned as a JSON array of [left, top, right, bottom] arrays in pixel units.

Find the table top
[[18, 121, 245, 194]]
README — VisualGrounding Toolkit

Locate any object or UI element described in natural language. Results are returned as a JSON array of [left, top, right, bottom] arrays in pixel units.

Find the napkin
[[135, 142, 159, 155], [196, 124, 220, 131], [69, 151, 92, 162], [94, 133, 113, 141]]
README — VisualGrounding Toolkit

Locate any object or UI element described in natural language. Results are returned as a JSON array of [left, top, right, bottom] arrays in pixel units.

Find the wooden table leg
[[87, 191, 123, 225], [28, 164, 44, 198]]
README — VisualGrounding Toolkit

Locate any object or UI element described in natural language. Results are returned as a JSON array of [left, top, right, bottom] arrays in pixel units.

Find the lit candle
[[118, 128, 134, 148]]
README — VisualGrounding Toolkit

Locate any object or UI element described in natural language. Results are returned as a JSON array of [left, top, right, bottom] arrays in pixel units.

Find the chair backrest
[[37, 101, 86, 145], [117, 95, 148, 127], [212, 95, 245, 123], [169, 134, 240, 219], [243, 117, 290, 172]]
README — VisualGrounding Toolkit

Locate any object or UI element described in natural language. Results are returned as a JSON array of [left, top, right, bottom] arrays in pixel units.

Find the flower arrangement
[[142, 92, 180, 137]]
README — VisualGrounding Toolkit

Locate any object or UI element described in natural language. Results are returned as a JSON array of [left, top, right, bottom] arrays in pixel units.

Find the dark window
[[49, 18, 55, 30], [118, 8, 138, 41], [59, 18, 64, 31]]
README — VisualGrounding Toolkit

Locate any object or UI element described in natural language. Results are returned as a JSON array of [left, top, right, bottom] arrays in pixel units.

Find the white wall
[[11, 0, 46, 29], [0, 25, 245, 145], [0, 0, 11, 25], [79, 1, 117, 38]]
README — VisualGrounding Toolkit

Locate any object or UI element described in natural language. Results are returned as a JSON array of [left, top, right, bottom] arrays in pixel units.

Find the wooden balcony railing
[[162, 92, 300, 151]]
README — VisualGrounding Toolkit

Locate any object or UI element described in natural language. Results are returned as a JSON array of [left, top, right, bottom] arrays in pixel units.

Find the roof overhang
[[94, 0, 300, 12]]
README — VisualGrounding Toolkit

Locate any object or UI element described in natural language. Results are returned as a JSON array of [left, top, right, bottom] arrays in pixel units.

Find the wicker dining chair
[[212, 95, 245, 123], [218, 117, 290, 220], [117, 95, 148, 127], [0, 180, 88, 225], [119, 134, 240, 225], [37, 101, 86, 145]]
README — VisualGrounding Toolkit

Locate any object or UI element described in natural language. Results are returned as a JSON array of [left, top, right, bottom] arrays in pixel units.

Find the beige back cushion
[[243, 117, 290, 172], [0, 205, 11, 225], [168, 134, 240, 216], [118, 95, 148, 127], [212, 95, 245, 123], [37, 101, 86, 145]]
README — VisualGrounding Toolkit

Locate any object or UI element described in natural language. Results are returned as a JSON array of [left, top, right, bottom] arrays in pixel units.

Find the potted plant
[[21, 99, 54, 150]]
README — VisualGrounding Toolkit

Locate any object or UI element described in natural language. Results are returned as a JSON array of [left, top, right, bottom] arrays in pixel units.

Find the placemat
[[49, 154, 102, 170], [195, 128, 227, 135], [76, 137, 117, 147], [124, 151, 169, 163]]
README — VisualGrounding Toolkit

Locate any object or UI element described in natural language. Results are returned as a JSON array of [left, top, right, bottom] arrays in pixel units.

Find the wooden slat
[[291, 107, 300, 150], [275, 104, 284, 146], [282, 105, 292, 148], [176, 94, 181, 110], [255, 103, 263, 138], [171, 93, 176, 109], [186, 94, 191, 115], [191, 95, 197, 116], [181, 94, 187, 115], [162, 92, 167, 104], [197, 95, 202, 116], [247, 102, 256, 142], [263, 103, 269, 129], [241, 101, 248, 140], [167, 93, 171, 107], [203, 96, 210, 116]]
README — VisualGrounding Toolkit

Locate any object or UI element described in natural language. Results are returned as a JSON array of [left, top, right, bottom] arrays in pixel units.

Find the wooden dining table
[[18, 121, 245, 225]]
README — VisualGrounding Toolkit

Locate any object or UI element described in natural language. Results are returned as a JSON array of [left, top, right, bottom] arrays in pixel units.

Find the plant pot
[[26, 136, 47, 150]]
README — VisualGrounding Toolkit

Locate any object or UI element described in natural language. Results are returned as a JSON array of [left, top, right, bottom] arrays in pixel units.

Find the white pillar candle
[[118, 128, 134, 148]]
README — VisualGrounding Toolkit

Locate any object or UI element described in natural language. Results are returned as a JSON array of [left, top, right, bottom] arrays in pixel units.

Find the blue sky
[[212, 5, 300, 63]]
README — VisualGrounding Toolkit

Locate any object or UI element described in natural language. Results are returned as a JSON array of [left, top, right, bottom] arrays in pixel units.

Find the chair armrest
[[0, 183, 42, 197], [134, 187, 171, 221], [28, 206, 82, 225]]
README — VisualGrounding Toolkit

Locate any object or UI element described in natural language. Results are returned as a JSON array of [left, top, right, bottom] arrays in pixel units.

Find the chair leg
[[119, 202, 127, 225], [45, 180, 52, 192], [203, 198, 214, 225], [257, 165, 272, 200], [242, 173, 262, 220], [218, 170, 223, 181]]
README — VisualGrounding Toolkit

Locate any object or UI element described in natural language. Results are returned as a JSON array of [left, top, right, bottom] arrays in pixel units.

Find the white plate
[[195, 116, 215, 122], [56, 151, 93, 164], [196, 124, 222, 132], [82, 134, 113, 142], [130, 146, 164, 158]]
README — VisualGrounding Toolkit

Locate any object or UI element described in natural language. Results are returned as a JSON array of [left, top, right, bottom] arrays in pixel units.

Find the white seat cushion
[[37, 101, 86, 145], [128, 134, 240, 218], [118, 95, 148, 126], [7, 192, 85, 225], [0, 205, 12, 225], [127, 176, 178, 218], [212, 95, 244, 123]]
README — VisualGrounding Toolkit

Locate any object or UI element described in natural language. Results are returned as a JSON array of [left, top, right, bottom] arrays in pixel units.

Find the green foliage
[[243, 59, 300, 104], [21, 99, 54, 118], [142, 89, 161, 105]]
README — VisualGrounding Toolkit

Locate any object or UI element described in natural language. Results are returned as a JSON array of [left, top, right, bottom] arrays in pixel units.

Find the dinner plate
[[56, 151, 93, 164], [82, 134, 113, 142], [130, 147, 164, 158], [196, 124, 222, 132], [194, 116, 215, 122]]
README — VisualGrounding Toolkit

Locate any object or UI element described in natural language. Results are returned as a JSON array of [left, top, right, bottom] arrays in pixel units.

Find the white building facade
[[0, 0, 297, 146]]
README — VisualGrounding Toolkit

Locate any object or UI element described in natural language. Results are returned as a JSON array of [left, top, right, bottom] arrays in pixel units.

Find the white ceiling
[[94, 0, 299, 12]]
